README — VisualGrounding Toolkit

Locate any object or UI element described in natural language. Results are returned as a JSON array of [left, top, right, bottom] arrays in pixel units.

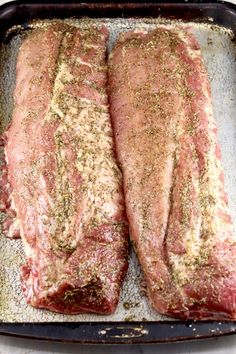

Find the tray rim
[[0, 321, 236, 344], [0, 0, 236, 344]]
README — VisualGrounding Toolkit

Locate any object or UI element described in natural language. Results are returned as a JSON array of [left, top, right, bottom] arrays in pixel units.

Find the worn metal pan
[[0, 0, 236, 344]]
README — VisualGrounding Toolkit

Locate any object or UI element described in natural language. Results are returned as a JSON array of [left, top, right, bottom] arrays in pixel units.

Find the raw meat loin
[[4, 23, 128, 314], [108, 27, 236, 320]]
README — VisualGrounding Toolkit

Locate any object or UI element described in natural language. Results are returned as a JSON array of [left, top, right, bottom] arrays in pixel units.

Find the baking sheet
[[0, 17, 235, 323]]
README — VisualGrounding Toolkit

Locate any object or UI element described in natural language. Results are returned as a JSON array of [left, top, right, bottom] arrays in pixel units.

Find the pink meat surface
[[108, 27, 236, 320], [3, 24, 128, 314]]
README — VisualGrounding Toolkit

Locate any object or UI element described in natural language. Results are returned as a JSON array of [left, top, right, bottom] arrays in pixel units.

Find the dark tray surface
[[0, 0, 236, 344]]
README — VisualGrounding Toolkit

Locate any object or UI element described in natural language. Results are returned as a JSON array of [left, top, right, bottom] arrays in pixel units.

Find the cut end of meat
[[25, 283, 119, 315], [20, 222, 129, 315], [147, 276, 236, 321]]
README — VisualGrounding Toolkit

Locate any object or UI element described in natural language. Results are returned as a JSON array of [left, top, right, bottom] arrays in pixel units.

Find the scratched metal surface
[[0, 18, 235, 322]]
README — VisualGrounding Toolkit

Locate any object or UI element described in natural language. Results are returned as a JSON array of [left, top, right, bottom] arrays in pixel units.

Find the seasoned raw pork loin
[[108, 27, 236, 320], [3, 24, 128, 314]]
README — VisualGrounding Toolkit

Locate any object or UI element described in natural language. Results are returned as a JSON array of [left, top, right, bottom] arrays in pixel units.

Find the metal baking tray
[[0, 0, 236, 344]]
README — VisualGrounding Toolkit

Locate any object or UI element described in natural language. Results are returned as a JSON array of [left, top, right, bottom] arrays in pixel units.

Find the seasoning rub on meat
[[108, 27, 236, 320], [3, 23, 128, 314]]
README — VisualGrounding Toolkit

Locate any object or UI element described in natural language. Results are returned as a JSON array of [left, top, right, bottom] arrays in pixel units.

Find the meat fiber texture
[[2, 23, 128, 314], [108, 27, 236, 320]]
